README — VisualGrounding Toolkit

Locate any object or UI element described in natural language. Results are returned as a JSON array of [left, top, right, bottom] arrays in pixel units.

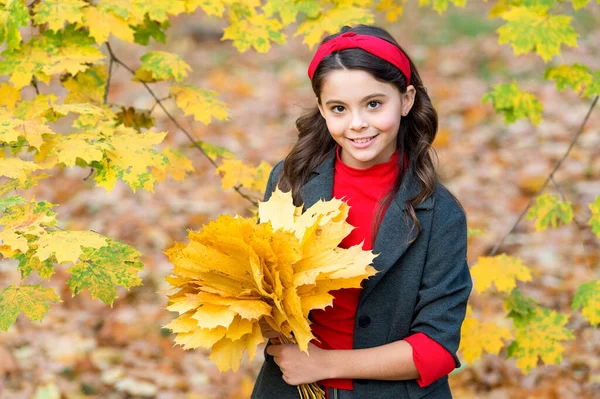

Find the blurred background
[[1, 1, 599, 398]]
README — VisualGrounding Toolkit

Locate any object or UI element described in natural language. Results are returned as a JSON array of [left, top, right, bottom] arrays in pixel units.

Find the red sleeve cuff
[[404, 332, 456, 387]]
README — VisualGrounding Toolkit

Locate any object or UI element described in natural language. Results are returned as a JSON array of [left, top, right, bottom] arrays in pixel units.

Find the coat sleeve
[[403, 332, 456, 387], [409, 194, 473, 369]]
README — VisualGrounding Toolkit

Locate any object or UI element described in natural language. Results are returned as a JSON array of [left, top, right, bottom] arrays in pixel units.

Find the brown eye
[[367, 100, 381, 109], [331, 105, 345, 113]]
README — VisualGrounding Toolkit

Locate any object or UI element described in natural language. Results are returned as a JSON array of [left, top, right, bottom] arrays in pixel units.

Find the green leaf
[[526, 193, 574, 231], [133, 50, 191, 83], [0, 0, 29, 50], [14, 251, 56, 280], [0, 284, 62, 331], [544, 63, 599, 98], [544, 63, 592, 93], [65, 239, 144, 305], [0, 195, 26, 210], [572, 280, 600, 326], [482, 80, 543, 125], [497, 6, 578, 62], [506, 305, 574, 374], [133, 15, 170, 45], [583, 71, 600, 98], [504, 289, 537, 319], [588, 195, 600, 239]]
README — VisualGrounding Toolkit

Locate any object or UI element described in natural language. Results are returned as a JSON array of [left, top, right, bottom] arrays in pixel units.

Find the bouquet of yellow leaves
[[163, 188, 378, 399]]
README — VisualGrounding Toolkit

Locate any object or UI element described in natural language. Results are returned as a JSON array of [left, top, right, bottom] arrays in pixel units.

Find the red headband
[[307, 32, 411, 85]]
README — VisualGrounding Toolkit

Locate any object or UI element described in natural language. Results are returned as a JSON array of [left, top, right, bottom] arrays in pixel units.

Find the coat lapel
[[298, 148, 435, 307]]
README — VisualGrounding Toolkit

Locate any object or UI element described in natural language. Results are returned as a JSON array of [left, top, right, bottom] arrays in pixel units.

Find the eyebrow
[[324, 93, 388, 106]]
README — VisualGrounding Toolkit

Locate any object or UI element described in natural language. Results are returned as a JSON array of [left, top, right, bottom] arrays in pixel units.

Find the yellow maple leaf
[[34, 230, 108, 264], [133, 51, 191, 83], [0, 83, 21, 110], [216, 158, 272, 192], [497, 6, 578, 63], [170, 84, 229, 125], [376, 0, 406, 22], [222, 12, 287, 53], [0, 197, 58, 254], [186, 0, 228, 16], [0, 158, 43, 183], [33, 0, 87, 32], [459, 305, 513, 364], [0, 284, 62, 332], [81, 6, 136, 44], [63, 66, 108, 105], [94, 127, 168, 193], [471, 254, 532, 293], [294, 3, 374, 49], [151, 145, 195, 182]]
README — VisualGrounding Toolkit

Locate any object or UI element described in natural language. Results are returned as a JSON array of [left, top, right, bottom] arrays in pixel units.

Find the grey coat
[[251, 148, 473, 399]]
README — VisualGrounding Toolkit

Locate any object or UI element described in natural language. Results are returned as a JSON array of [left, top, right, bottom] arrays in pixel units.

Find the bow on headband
[[307, 32, 411, 85]]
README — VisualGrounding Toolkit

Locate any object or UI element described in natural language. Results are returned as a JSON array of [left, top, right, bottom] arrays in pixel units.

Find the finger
[[266, 344, 280, 357], [270, 337, 281, 345]]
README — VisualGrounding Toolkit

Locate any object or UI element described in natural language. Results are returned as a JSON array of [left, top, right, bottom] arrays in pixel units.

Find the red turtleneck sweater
[[309, 145, 455, 394]]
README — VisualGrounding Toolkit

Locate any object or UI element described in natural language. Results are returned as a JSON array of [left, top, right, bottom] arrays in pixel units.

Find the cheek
[[325, 118, 346, 136], [376, 112, 401, 132]]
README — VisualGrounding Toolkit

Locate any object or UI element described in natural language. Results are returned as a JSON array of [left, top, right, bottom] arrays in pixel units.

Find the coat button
[[358, 315, 371, 328]]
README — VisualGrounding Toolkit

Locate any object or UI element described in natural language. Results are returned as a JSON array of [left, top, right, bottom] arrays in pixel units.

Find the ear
[[317, 98, 326, 119], [402, 85, 417, 116]]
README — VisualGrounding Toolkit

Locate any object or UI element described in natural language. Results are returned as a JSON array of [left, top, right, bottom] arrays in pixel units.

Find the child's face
[[317, 69, 415, 169]]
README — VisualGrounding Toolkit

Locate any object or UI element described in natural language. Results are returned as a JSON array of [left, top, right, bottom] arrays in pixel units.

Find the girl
[[252, 24, 473, 399]]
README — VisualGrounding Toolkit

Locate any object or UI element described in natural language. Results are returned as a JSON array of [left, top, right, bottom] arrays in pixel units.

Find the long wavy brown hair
[[276, 24, 464, 244]]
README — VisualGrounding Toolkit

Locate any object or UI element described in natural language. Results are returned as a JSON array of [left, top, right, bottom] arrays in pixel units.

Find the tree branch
[[489, 95, 599, 257], [104, 42, 258, 207]]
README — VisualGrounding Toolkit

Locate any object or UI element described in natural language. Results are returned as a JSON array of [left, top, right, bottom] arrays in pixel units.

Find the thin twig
[[104, 47, 114, 104], [149, 96, 171, 113], [104, 42, 258, 207], [489, 95, 599, 256]]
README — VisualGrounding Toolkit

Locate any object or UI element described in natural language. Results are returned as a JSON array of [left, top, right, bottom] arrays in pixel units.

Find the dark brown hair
[[276, 24, 463, 244]]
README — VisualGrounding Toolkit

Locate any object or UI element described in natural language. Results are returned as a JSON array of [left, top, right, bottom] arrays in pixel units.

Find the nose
[[349, 111, 368, 131]]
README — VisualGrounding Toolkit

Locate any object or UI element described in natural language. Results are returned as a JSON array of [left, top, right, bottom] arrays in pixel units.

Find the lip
[[347, 134, 379, 149]]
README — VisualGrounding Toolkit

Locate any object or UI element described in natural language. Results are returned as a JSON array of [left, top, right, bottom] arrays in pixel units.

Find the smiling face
[[317, 69, 416, 169]]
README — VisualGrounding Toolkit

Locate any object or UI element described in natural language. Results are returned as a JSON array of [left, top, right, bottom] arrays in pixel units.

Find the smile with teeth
[[349, 134, 378, 143]]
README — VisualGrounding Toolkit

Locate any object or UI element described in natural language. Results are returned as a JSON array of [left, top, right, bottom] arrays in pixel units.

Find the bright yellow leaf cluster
[[216, 159, 272, 192], [163, 188, 378, 372], [459, 305, 513, 364], [471, 254, 532, 293]]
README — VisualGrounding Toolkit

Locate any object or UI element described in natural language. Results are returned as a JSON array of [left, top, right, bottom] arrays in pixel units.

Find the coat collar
[[299, 147, 434, 307]]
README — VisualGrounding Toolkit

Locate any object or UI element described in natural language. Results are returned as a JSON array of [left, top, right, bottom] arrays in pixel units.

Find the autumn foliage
[[0, 1, 599, 397]]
